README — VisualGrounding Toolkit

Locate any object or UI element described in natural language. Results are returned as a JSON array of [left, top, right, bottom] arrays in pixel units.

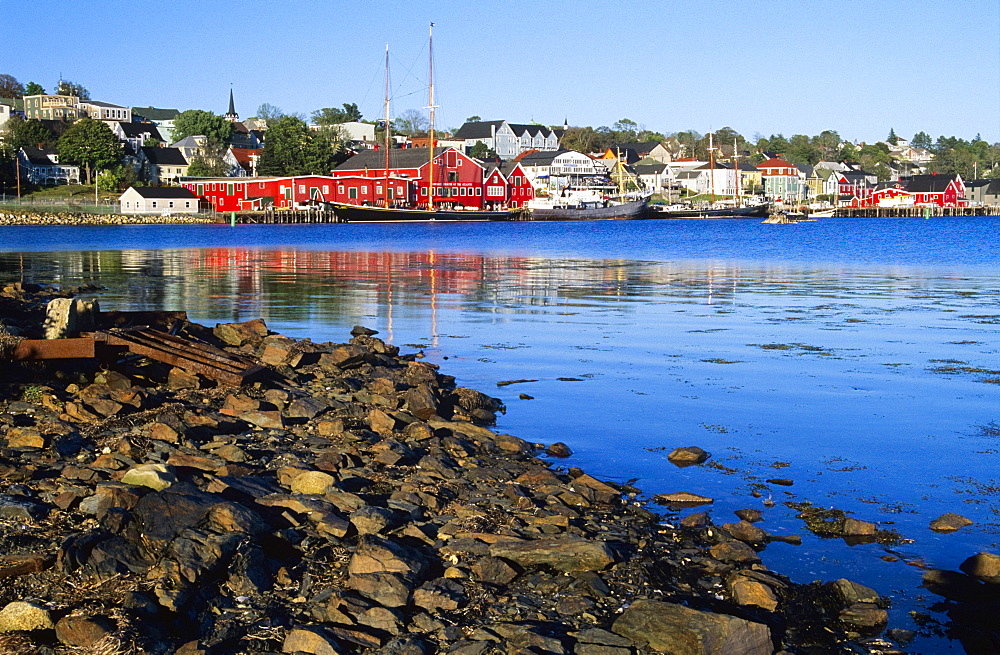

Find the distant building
[[17, 147, 80, 185], [140, 146, 190, 185], [310, 121, 376, 145], [516, 149, 600, 189], [453, 120, 560, 160], [132, 107, 181, 143], [113, 122, 164, 151], [898, 173, 966, 207], [78, 100, 131, 123], [119, 186, 200, 214], [757, 157, 807, 203], [23, 94, 81, 121]]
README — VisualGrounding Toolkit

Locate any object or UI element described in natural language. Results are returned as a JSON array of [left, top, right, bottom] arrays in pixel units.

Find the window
[[298, 184, 305, 193], [259, 182, 265, 189], [168, 201, 175, 208], [323, 185, 329, 194], [396, 186, 403, 195], [450, 188, 458, 197], [459, 188, 466, 196], [185, 201, 191, 208], [475, 188, 481, 196], [196, 184, 204, 195], [362, 186, 369, 194], [376, 186, 383, 195], [338, 185, 345, 194], [487, 186, 504, 197], [448, 172, 458, 182], [152, 201, 158, 208], [349, 187, 358, 199], [421, 187, 427, 196], [227, 183, 234, 195]]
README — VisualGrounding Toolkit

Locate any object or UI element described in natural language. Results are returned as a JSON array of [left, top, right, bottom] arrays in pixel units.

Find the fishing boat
[[329, 25, 513, 223], [524, 197, 650, 221], [652, 204, 770, 219]]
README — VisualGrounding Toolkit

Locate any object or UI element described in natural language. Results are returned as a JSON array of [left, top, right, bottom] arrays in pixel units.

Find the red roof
[[230, 148, 260, 166], [757, 157, 795, 169]]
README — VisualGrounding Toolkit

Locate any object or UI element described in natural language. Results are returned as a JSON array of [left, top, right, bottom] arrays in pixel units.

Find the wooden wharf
[[835, 206, 1000, 218]]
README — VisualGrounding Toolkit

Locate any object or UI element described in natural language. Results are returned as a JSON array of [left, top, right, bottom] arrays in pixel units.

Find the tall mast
[[383, 43, 391, 206], [427, 22, 436, 209], [708, 132, 715, 206], [733, 137, 740, 204]]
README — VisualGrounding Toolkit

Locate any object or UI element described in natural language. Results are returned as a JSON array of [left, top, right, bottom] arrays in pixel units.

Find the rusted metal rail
[[11, 326, 263, 387]]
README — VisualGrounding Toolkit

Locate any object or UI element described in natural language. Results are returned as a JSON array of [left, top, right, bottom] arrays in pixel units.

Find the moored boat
[[329, 202, 511, 222], [525, 197, 650, 221], [652, 204, 770, 219]]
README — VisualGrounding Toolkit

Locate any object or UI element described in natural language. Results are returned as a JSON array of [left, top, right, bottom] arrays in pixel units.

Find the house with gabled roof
[[454, 120, 560, 160], [898, 173, 966, 207], [516, 149, 600, 189], [140, 146, 189, 185], [78, 100, 131, 123], [113, 122, 164, 151], [17, 147, 80, 185], [119, 186, 200, 214], [757, 157, 807, 203], [132, 107, 181, 142]]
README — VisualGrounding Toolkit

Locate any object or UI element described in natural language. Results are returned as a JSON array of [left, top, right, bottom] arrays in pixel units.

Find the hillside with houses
[[1, 73, 999, 216]]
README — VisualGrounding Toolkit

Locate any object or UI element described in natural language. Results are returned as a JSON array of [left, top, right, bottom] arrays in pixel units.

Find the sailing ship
[[328, 25, 512, 222]]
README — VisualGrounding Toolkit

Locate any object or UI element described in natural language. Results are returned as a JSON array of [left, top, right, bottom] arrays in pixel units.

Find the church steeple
[[225, 88, 239, 122]]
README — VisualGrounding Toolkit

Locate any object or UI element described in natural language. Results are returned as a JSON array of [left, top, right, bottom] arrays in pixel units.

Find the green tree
[[23, 81, 45, 95], [186, 142, 232, 177], [394, 109, 429, 135], [911, 131, 933, 150], [0, 74, 24, 98], [97, 164, 138, 192], [311, 103, 362, 125], [886, 128, 899, 146], [1, 116, 58, 151], [171, 110, 234, 146], [465, 115, 482, 123], [814, 130, 841, 161], [257, 116, 344, 176], [785, 134, 820, 166], [256, 103, 285, 121], [56, 79, 89, 100], [57, 118, 124, 184], [560, 126, 602, 153], [468, 140, 498, 159]]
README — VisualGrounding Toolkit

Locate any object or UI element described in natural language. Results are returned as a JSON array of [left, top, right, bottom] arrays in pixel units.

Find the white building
[[453, 120, 562, 160], [78, 100, 132, 123], [517, 149, 599, 189], [119, 186, 200, 214]]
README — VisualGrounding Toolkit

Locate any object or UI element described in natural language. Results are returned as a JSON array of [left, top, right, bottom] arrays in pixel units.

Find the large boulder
[[612, 599, 771, 655], [488, 536, 616, 572]]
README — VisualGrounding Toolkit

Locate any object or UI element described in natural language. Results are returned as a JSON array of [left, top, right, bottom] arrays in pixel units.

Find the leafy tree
[[465, 115, 482, 122], [97, 164, 138, 192], [0, 74, 24, 98], [636, 129, 666, 144], [23, 81, 45, 95], [1, 116, 58, 151], [57, 118, 124, 184], [394, 109, 429, 135], [757, 134, 790, 157], [560, 126, 603, 153], [785, 134, 820, 166], [814, 130, 841, 161], [257, 115, 344, 176], [610, 118, 639, 142], [468, 140, 498, 159], [187, 142, 233, 177], [256, 103, 285, 121], [56, 79, 89, 100], [886, 128, 898, 146], [311, 103, 362, 125], [171, 110, 234, 146], [911, 131, 933, 150]]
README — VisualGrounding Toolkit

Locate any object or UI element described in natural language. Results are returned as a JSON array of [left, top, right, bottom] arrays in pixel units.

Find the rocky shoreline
[[0, 210, 213, 226], [0, 283, 976, 654]]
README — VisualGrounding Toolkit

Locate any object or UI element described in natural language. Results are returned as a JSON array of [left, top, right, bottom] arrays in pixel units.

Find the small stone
[[930, 512, 973, 533], [167, 367, 201, 390], [121, 463, 177, 491], [488, 536, 615, 572], [842, 518, 877, 536], [729, 574, 779, 611], [709, 541, 761, 564], [960, 552, 1000, 583], [667, 446, 710, 466], [735, 508, 764, 523], [55, 614, 113, 648], [5, 427, 47, 449], [241, 411, 284, 430], [827, 578, 881, 605], [765, 478, 794, 486], [148, 422, 180, 443], [839, 602, 888, 633], [351, 325, 379, 336], [214, 318, 268, 347], [471, 557, 519, 585], [723, 520, 769, 545], [290, 471, 336, 495], [0, 601, 54, 632], [283, 627, 342, 655], [286, 397, 328, 420], [546, 442, 573, 458], [654, 492, 714, 507]]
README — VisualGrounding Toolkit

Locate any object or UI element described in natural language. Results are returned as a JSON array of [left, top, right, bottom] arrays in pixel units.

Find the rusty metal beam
[[12, 338, 96, 361], [94, 328, 264, 386]]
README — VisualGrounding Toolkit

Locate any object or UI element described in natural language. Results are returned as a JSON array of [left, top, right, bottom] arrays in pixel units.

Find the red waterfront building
[[183, 146, 535, 212]]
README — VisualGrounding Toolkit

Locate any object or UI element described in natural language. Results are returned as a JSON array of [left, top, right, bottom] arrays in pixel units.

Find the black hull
[[652, 204, 770, 219], [526, 199, 650, 221], [330, 203, 511, 222]]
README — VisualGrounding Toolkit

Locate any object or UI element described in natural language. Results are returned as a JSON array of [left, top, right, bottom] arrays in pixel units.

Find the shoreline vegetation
[[0, 284, 932, 654]]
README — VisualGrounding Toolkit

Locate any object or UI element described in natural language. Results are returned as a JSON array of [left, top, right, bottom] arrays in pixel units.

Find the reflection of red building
[[183, 147, 535, 212]]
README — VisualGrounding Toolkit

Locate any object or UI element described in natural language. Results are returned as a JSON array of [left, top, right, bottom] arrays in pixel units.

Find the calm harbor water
[[3, 217, 1000, 651]]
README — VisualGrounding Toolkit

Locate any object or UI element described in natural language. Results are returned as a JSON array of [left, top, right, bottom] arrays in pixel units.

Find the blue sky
[[5, 0, 999, 144]]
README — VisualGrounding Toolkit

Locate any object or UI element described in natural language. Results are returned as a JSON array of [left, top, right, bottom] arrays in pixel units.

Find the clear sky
[[4, 0, 999, 144]]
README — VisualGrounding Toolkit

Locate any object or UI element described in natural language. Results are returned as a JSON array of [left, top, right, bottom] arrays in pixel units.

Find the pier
[[834, 206, 1000, 218], [218, 207, 346, 225]]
